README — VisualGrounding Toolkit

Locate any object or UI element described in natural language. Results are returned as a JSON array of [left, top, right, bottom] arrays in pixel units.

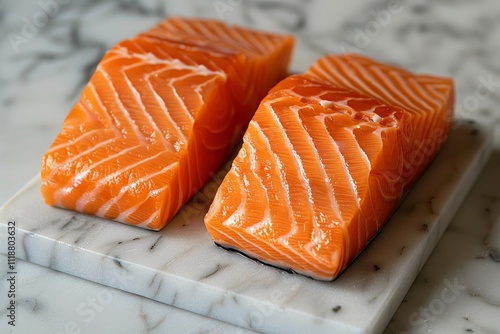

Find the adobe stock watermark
[[339, 0, 404, 53], [454, 74, 500, 127], [232, 275, 302, 333], [383, 127, 447, 195], [401, 277, 463, 333], [52, 259, 132, 334], [213, 0, 242, 20], [8, 0, 70, 54], [381, 73, 499, 194], [179, 161, 233, 223]]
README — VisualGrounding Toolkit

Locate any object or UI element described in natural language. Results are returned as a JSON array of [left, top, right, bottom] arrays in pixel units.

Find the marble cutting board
[[0, 122, 492, 334]]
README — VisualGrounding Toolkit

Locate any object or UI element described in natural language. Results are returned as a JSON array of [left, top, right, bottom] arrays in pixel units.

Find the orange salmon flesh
[[41, 17, 295, 230], [204, 54, 454, 281]]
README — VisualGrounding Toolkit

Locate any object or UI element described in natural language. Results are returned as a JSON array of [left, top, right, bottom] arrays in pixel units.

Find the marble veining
[[386, 150, 500, 334], [0, 254, 256, 334], [0, 122, 492, 333], [1, 0, 500, 333]]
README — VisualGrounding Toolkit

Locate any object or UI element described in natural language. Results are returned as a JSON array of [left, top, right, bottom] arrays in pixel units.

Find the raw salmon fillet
[[41, 17, 294, 230], [204, 54, 454, 280]]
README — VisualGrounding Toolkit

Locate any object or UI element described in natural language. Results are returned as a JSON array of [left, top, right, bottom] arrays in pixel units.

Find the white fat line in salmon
[[99, 68, 149, 144], [144, 72, 189, 145], [113, 46, 227, 79], [298, 112, 349, 258], [246, 121, 329, 272], [96, 164, 177, 219], [269, 101, 353, 267]]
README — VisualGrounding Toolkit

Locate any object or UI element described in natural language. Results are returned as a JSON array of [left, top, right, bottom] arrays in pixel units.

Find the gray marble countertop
[[1, 1, 500, 333]]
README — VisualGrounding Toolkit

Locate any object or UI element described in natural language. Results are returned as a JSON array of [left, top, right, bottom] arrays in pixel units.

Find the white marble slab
[[386, 148, 500, 333], [2, 0, 500, 332], [0, 121, 492, 334], [0, 254, 256, 334]]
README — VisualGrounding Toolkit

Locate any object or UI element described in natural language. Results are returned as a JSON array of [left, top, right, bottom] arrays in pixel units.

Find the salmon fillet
[[41, 17, 294, 230], [204, 54, 454, 280]]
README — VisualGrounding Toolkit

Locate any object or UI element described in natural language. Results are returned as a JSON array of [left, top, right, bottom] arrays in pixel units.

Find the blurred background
[[1, 1, 500, 333]]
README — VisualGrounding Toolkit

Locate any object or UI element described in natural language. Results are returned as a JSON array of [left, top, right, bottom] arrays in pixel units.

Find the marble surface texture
[[1, 0, 500, 333], [0, 121, 493, 334]]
